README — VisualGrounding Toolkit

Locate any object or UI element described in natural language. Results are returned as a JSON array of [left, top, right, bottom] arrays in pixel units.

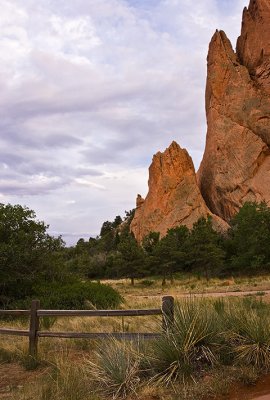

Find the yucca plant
[[85, 338, 141, 398], [225, 304, 270, 371], [150, 299, 221, 384]]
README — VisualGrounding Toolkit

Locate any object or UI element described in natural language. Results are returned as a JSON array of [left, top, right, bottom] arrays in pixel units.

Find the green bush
[[140, 279, 154, 287], [12, 281, 122, 310]]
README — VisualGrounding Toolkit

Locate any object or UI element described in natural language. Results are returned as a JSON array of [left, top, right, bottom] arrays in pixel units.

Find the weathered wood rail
[[0, 296, 174, 357]]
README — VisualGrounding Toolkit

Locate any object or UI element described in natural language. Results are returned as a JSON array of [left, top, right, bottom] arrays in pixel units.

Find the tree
[[112, 215, 123, 228], [0, 203, 64, 307], [117, 233, 145, 285], [142, 231, 160, 254], [227, 202, 270, 271], [100, 221, 113, 237], [153, 226, 189, 283], [186, 217, 225, 280]]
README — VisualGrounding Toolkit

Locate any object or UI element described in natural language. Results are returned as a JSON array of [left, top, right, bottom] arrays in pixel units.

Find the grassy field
[[2, 275, 270, 399]]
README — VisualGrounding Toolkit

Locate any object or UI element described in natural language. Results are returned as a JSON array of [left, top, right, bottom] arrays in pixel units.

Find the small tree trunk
[[131, 276, 135, 286], [204, 266, 209, 281], [162, 272, 166, 287]]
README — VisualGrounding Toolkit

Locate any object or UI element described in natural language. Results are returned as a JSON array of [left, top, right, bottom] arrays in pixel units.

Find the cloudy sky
[[1, 0, 247, 244]]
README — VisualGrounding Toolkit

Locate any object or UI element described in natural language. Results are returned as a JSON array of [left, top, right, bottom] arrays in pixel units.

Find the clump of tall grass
[[84, 338, 142, 399], [149, 300, 222, 384], [148, 297, 270, 384], [39, 349, 92, 400], [223, 299, 270, 371]]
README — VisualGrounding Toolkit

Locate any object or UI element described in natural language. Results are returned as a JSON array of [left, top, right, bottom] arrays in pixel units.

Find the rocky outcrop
[[131, 0, 270, 241], [130, 141, 227, 242], [237, 0, 270, 94], [197, 0, 270, 221]]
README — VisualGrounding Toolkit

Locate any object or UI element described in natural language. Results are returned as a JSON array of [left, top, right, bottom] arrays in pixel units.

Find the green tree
[[187, 217, 225, 280], [142, 231, 160, 254], [153, 226, 189, 283], [0, 203, 64, 307], [227, 202, 270, 271], [117, 234, 145, 285]]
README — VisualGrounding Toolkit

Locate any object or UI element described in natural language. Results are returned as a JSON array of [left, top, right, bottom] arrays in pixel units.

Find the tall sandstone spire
[[130, 142, 227, 242], [197, 0, 270, 221]]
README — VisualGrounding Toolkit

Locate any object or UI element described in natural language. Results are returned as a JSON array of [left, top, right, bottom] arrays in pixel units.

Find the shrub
[[140, 279, 155, 287], [150, 300, 221, 384], [12, 281, 123, 310]]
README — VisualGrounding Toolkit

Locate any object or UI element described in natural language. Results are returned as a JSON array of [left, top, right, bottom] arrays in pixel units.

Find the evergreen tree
[[187, 217, 225, 280], [153, 226, 189, 282], [227, 202, 270, 271], [117, 233, 145, 285]]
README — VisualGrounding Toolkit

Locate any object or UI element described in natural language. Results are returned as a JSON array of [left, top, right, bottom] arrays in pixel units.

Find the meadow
[[2, 276, 270, 400]]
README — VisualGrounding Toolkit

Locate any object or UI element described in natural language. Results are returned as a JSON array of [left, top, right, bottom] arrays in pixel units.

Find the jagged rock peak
[[130, 141, 228, 242], [237, 0, 270, 92]]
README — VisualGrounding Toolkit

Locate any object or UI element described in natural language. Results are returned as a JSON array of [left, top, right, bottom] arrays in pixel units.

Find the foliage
[[226, 202, 270, 271], [142, 231, 160, 254], [14, 281, 123, 310], [117, 233, 146, 284], [0, 203, 65, 307], [153, 226, 189, 280], [68, 202, 270, 281], [186, 217, 225, 280]]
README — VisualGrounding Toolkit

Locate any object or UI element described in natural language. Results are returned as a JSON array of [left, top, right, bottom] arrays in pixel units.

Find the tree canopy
[[0, 203, 64, 307]]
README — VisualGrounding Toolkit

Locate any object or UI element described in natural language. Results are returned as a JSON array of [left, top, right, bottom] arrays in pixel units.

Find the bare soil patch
[[0, 362, 47, 399]]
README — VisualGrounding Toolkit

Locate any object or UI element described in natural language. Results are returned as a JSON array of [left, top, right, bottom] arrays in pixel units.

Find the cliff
[[131, 0, 270, 241], [197, 0, 270, 221]]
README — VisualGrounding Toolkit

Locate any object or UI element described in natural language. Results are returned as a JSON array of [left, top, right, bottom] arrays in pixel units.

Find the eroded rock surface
[[130, 142, 227, 242], [197, 0, 270, 221]]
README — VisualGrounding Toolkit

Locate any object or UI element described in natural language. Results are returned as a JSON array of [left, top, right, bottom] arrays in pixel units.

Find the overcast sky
[[1, 0, 247, 245]]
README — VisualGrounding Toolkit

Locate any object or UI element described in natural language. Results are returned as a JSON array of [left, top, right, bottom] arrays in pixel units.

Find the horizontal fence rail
[[37, 308, 162, 317], [0, 296, 174, 357]]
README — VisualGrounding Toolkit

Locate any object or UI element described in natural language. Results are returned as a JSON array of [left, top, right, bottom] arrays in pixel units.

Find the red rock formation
[[130, 141, 227, 242], [197, 0, 270, 221], [237, 0, 270, 94]]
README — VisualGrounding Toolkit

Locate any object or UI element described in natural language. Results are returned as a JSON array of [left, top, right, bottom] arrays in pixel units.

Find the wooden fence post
[[162, 296, 174, 332], [29, 300, 40, 358]]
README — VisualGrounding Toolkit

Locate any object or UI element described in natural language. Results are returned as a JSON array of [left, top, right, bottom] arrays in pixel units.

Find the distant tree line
[[67, 202, 270, 284]]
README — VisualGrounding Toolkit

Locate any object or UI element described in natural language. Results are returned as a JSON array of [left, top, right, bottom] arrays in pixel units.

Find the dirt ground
[[0, 363, 47, 399]]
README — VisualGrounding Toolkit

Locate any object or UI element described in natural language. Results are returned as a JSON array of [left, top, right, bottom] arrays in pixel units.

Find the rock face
[[130, 141, 227, 242], [197, 0, 270, 221]]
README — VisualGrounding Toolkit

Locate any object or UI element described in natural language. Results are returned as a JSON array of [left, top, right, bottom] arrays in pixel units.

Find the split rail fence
[[0, 296, 174, 357]]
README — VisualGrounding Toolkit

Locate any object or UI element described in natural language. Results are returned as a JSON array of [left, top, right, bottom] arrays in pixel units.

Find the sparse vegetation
[[2, 297, 270, 399], [3, 202, 270, 398]]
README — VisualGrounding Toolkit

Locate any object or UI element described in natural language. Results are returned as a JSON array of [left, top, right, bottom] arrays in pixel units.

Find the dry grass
[[103, 275, 270, 300], [2, 278, 270, 399]]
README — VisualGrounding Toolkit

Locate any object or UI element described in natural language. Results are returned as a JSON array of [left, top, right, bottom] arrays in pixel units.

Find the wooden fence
[[0, 296, 174, 357]]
